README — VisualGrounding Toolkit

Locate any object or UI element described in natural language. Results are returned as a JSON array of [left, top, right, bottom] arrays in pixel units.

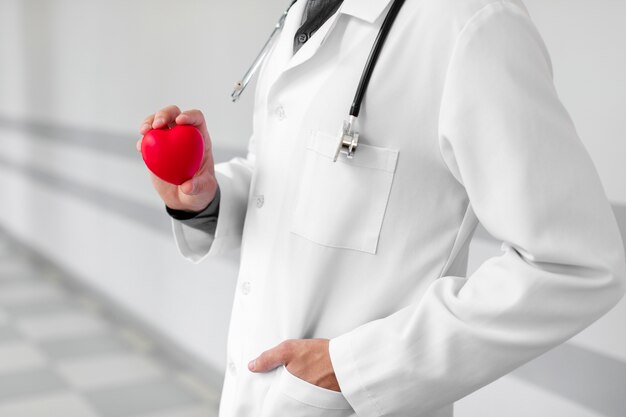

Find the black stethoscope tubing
[[350, 0, 405, 118]]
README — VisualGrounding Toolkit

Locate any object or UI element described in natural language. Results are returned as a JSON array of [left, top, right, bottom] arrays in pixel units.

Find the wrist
[[166, 186, 221, 220], [166, 205, 206, 220]]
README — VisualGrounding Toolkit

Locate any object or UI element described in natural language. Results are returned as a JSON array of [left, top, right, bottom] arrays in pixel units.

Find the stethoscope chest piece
[[334, 116, 359, 162]]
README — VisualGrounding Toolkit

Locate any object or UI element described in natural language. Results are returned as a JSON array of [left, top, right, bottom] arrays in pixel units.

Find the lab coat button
[[241, 281, 252, 295], [275, 106, 286, 121], [256, 195, 264, 208], [228, 361, 237, 374]]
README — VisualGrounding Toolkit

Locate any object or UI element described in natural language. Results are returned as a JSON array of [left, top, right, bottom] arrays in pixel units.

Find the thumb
[[249, 341, 293, 373], [179, 178, 197, 195]]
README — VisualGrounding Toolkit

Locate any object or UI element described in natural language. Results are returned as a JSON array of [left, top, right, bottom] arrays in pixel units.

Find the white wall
[[524, 0, 626, 205], [0, 0, 624, 415], [0, 0, 286, 151]]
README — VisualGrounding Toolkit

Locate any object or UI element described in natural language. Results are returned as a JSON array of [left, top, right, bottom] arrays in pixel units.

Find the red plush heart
[[141, 125, 204, 185]]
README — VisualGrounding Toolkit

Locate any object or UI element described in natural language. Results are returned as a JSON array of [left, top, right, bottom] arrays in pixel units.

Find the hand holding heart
[[137, 105, 217, 213], [142, 125, 204, 186]]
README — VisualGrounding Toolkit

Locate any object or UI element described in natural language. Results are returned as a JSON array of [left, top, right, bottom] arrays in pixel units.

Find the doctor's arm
[[139, 105, 256, 263], [325, 3, 626, 417]]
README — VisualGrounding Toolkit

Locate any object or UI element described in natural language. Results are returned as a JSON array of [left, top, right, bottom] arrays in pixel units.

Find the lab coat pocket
[[261, 366, 355, 417], [291, 130, 399, 254]]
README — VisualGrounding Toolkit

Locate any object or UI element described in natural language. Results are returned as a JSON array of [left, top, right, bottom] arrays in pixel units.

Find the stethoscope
[[231, 0, 405, 162]]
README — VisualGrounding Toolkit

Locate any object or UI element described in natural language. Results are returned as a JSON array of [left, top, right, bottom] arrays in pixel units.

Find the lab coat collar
[[283, 0, 393, 70], [269, 0, 393, 93], [340, 0, 394, 23]]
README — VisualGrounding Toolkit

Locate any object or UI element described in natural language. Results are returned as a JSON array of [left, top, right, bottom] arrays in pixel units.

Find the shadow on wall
[[513, 343, 626, 417]]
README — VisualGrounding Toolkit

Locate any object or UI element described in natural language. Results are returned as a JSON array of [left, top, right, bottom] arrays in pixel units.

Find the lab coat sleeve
[[171, 135, 255, 263], [328, 2, 626, 416]]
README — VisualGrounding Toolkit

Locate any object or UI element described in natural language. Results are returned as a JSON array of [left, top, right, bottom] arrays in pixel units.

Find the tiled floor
[[0, 232, 219, 417]]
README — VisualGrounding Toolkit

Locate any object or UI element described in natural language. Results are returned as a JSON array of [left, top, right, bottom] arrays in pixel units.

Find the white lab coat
[[172, 0, 626, 416]]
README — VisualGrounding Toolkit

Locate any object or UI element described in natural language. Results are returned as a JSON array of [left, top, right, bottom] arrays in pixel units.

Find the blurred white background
[[0, 1, 624, 416]]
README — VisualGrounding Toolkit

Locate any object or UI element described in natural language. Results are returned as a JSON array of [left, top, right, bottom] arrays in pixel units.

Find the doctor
[[138, 0, 626, 416]]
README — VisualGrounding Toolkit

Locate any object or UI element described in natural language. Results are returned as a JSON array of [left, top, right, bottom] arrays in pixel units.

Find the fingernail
[[190, 179, 197, 194], [141, 123, 150, 132], [154, 118, 164, 127], [248, 360, 256, 371]]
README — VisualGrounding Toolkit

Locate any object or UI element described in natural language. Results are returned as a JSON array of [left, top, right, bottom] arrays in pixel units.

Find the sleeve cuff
[[166, 186, 221, 221], [170, 170, 245, 263], [329, 333, 382, 417]]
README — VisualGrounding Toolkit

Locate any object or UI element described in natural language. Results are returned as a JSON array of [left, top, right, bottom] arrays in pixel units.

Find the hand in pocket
[[249, 338, 341, 392]]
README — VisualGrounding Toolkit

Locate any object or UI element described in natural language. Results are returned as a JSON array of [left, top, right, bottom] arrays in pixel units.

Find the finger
[[249, 340, 294, 373], [152, 105, 182, 129], [136, 138, 142, 152], [176, 110, 212, 150], [140, 115, 155, 134], [139, 123, 152, 134], [180, 173, 217, 197], [179, 177, 196, 195], [175, 109, 205, 127]]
